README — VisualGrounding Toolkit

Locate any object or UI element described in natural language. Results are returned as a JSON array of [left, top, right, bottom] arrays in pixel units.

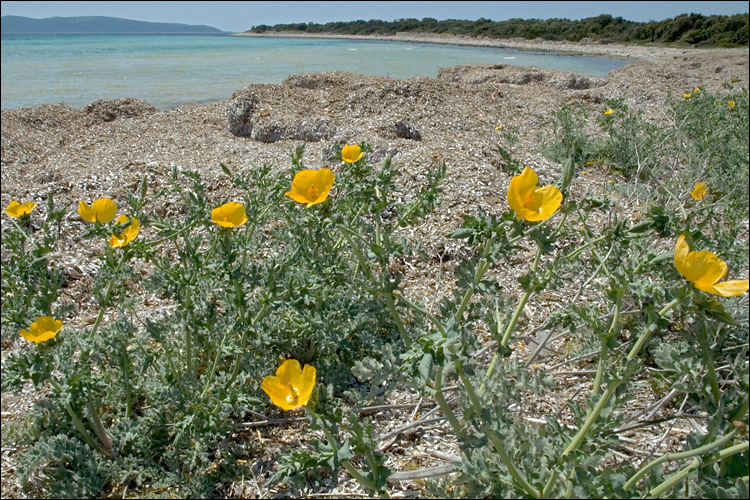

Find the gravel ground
[[1, 34, 748, 498]]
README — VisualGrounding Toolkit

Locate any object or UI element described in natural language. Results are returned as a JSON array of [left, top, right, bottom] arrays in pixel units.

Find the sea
[[0, 34, 631, 111]]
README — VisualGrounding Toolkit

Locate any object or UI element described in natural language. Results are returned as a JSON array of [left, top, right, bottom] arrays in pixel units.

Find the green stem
[[89, 250, 127, 341], [433, 366, 465, 438], [592, 301, 620, 397], [223, 302, 269, 392], [624, 429, 739, 491], [480, 243, 543, 396], [454, 236, 494, 323], [650, 442, 750, 498], [48, 379, 110, 457], [86, 397, 113, 454], [626, 298, 680, 362], [560, 382, 621, 462], [449, 345, 540, 498], [339, 225, 374, 282], [383, 292, 411, 348], [308, 410, 381, 495], [117, 347, 133, 419], [650, 458, 698, 498], [486, 430, 542, 498], [697, 318, 721, 405]]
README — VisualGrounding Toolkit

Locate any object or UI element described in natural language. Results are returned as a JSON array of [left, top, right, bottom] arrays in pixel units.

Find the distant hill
[[1, 15, 226, 34]]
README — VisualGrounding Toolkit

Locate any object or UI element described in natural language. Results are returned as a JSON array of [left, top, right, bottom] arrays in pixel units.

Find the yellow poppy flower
[[604, 108, 614, 115], [507, 167, 563, 222], [109, 215, 140, 248], [285, 168, 335, 208], [78, 198, 117, 223], [495, 123, 503, 130], [674, 235, 749, 297], [683, 93, 691, 99], [261, 359, 316, 411], [20, 316, 63, 344], [728, 100, 735, 109], [341, 144, 363, 163], [693, 87, 701, 93], [5, 200, 37, 218], [211, 201, 248, 228], [688, 182, 707, 200]]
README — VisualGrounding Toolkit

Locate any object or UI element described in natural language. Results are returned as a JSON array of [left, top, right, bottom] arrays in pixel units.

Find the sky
[[1, 1, 748, 33]]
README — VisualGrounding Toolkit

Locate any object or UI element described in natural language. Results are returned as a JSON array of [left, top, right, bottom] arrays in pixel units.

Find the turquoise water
[[1, 34, 630, 110]]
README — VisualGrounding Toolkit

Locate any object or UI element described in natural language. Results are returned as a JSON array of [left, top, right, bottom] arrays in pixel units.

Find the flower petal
[[19, 316, 62, 343], [689, 182, 707, 200], [707, 280, 750, 297], [527, 185, 562, 221], [297, 364, 317, 406], [262, 376, 299, 411], [685, 250, 728, 287], [91, 198, 117, 223], [341, 144, 363, 163], [275, 359, 303, 388], [674, 235, 692, 280], [78, 201, 97, 222], [212, 202, 247, 227], [507, 167, 536, 218], [5, 200, 37, 218]]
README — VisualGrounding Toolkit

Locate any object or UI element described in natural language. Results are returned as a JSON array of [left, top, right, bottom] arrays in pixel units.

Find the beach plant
[[1, 85, 748, 499]]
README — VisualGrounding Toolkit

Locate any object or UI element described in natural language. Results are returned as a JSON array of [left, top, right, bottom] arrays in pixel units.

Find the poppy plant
[[507, 167, 563, 222], [341, 144, 363, 163], [109, 215, 141, 248], [604, 108, 614, 115], [5, 200, 37, 218], [261, 359, 316, 411], [285, 168, 335, 208], [20, 316, 63, 344], [211, 201, 248, 228], [674, 235, 749, 297], [78, 198, 117, 223], [689, 182, 707, 200]]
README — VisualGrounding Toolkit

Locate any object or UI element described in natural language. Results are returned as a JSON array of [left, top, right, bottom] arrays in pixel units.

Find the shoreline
[[231, 30, 748, 62]]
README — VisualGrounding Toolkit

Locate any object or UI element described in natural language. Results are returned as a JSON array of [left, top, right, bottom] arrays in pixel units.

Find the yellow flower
[[683, 93, 691, 99], [507, 167, 563, 222], [109, 215, 140, 248], [5, 200, 37, 218], [261, 359, 316, 411], [728, 100, 735, 109], [20, 316, 63, 344], [604, 108, 614, 115], [285, 168, 335, 208], [341, 144, 363, 163], [211, 201, 248, 228], [674, 235, 749, 297], [495, 123, 503, 130], [688, 182, 707, 200], [693, 87, 701, 93], [78, 198, 117, 223]]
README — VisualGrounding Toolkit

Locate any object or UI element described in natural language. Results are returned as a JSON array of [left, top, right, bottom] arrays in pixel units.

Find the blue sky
[[2, 1, 748, 33]]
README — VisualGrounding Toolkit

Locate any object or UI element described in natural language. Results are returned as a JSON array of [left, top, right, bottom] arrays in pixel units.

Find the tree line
[[247, 13, 749, 47]]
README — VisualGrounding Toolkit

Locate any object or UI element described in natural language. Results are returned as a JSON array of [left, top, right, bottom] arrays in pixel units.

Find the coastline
[[231, 30, 748, 62]]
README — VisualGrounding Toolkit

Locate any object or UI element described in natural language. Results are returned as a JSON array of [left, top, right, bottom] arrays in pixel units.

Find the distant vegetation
[[248, 13, 749, 47]]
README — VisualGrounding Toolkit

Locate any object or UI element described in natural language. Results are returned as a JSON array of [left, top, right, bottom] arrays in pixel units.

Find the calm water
[[1, 34, 630, 110]]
